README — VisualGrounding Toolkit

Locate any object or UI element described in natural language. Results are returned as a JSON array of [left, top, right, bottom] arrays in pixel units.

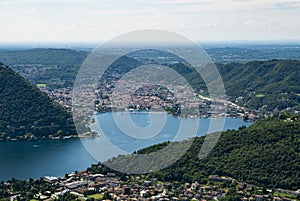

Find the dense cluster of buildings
[[40, 83, 257, 120], [7, 171, 299, 201]]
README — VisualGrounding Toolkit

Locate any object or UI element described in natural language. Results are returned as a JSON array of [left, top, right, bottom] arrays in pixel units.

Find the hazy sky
[[0, 0, 300, 42]]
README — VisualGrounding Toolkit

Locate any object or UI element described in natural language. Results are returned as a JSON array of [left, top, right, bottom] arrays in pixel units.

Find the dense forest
[[218, 60, 300, 111], [99, 114, 300, 190], [0, 63, 76, 139]]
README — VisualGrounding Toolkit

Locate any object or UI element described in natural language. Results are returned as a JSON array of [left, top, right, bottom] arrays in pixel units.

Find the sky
[[0, 0, 300, 43]]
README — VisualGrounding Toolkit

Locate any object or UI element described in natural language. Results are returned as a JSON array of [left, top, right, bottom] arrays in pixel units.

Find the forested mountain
[[101, 114, 300, 190], [0, 63, 76, 139], [218, 59, 300, 111]]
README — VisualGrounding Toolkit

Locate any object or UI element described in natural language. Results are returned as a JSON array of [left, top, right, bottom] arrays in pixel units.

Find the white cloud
[[0, 0, 299, 42], [154, 0, 211, 5], [154, 0, 300, 11]]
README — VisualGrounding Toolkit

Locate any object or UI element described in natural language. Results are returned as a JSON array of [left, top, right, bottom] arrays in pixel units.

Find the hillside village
[[2, 169, 299, 201]]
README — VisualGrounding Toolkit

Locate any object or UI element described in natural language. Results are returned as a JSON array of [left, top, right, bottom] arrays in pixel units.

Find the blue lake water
[[0, 112, 252, 181]]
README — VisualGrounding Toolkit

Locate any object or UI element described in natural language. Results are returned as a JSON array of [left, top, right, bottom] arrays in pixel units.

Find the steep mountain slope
[[0, 63, 76, 139]]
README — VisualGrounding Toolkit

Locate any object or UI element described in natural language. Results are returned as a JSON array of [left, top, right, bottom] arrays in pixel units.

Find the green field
[[255, 94, 266, 98], [87, 193, 104, 200]]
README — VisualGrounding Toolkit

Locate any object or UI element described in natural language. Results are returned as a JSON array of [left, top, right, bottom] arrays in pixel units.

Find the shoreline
[[0, 113, 254, 142], [0, 133, 98, 142]]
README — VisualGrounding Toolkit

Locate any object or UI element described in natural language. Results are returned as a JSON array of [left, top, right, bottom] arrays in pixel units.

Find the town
[[2, 166, 299, 201], [39, 82, 258, 121]]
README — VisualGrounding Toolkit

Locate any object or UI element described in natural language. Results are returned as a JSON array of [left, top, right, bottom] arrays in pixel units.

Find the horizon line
[[1, 39, 300, 44]]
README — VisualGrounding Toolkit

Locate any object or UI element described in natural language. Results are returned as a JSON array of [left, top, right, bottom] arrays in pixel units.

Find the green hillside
[[0, 63, 76, 140], [175, 59, 300, 112], [103, 114, 300, 190], [218, 60, 300, 111]]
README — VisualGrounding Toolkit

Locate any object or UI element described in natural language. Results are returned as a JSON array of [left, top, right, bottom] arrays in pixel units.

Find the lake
[[0, 112, 252, 181]]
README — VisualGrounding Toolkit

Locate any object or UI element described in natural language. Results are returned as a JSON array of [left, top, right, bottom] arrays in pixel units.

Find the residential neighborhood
[[3, 168, 299, 201]]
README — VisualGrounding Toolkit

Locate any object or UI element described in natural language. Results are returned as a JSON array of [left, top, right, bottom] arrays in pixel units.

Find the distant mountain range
[[0, 46, 300, 88], [206, 45, 300, 63], [0, 63, 76, 140], [0, 48, 88, 66]]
